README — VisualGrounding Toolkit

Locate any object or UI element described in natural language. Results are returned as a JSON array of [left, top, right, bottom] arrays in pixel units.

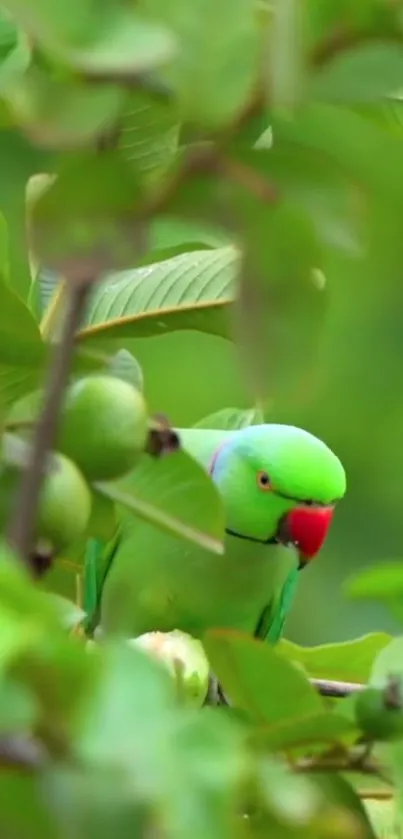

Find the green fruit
[[355, 683, 403, 741], [0, 452, 91, 552], [57, 375, 148, 481]]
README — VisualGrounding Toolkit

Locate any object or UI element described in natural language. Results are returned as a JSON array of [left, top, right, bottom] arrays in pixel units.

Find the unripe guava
[[128, 629, 210, 709], [0, 451, 91, 552], [57, 375, 149, 481]]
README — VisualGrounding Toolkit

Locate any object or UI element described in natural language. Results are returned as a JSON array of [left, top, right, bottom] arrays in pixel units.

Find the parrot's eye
[[257, 471, 271, 491]]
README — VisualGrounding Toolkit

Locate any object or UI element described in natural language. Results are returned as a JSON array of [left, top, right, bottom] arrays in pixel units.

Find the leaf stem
[[8, 281, 91, 569], [311, 678, 365, 698]]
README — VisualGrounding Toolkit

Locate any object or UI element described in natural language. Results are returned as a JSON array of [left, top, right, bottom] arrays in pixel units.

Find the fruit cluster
[[4, 375, 149, 555]]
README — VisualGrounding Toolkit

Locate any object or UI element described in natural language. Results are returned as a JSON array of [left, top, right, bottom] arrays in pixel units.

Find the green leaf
[[0, 774, 56, 839], [272, 103, 403, 207], [362, 797, 401, 839], [53, 643, 245, 839], [5, 65, 124, 148], [345, 561, 403, 601], [78, 246, 238, 345], [3, 1, 176, 76], [95, 448, 225, 554], [105, 349, 144, 392], [63, 12, 177, 78], [30, 151, 146, 274], [118, 90, 180, 183], [256, 711, 357, 752], [229, 143, 360, 254], [0, 277, 46, 409], [193, 405, 265, 430], [77, 642, 176, 764], [310, 44, 403, 103], [141, 0, 260, 127], [369, 637, 403, 688], [0, 7, 31, 92], [313, 774, 377, 839], [278, 634, 392, 683], [204, 629, 324, 724], [150, 216, 229, 250], [0, 278, 104, 410]]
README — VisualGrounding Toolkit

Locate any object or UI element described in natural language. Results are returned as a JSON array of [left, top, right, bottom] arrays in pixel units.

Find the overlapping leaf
[[96, 447, 225, 553]]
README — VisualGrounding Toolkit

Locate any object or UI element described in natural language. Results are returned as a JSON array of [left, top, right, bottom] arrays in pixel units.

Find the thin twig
[[8, 281, 91, 568], [311, 678, 365, 698], [358, 790, 394, 801], [295, 754, 382, 777], [0, 736, 46, 771]]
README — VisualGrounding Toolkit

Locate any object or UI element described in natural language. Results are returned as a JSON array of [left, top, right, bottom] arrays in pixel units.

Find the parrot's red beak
[[280, 505, 334, 568]]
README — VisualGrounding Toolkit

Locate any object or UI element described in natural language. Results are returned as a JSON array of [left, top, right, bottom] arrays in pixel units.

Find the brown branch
[[311, 678, 366, 698], [295, 753, 383, 777], [358, 790, 394, 801], [7, 281, 91, 568], [0, 736, 46, 772]]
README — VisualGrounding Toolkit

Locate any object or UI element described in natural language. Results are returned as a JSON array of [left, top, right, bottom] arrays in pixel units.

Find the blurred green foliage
[[3, 0, 403, 836]]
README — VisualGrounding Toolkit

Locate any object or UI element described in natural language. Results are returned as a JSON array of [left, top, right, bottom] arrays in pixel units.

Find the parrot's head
[[209, 424, 346, 568]]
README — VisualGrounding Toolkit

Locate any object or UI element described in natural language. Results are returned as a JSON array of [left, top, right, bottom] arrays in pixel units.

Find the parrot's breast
[[99, 521, 297, 639]]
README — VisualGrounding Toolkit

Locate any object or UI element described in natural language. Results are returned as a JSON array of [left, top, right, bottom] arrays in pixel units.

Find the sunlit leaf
[[278, 634, 392, 683], [78, 246, 239, 345]]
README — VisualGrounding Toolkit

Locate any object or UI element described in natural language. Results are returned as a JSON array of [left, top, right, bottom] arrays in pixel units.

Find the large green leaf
[[256, 711, 356, 753], [204, 629, 324, 724], [77, 246, 239, 345], [0, 275, 106, 408], [96, 447, 225, 553], [55, 643, 245, 839], [345, 561, 403, 602], [272, 103, 403, 207], [5, 64, 124, 148], [118, 90, 180, 183], [3, 0, 176, 77], [278, 634, 392, 683], [140, 0, 260, 127], [0, 277, 46, 407], [0, 7, 31, 92], [310, 44, 403, 103]]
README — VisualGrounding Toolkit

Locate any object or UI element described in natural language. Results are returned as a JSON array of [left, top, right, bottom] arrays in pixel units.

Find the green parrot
[[84, 423, 346, 646]]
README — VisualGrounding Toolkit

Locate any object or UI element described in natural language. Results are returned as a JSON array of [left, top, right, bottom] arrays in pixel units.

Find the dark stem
[[311, 678, 365, 698], [0, 735, 46, 771], [8, 282, 90, 568]]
